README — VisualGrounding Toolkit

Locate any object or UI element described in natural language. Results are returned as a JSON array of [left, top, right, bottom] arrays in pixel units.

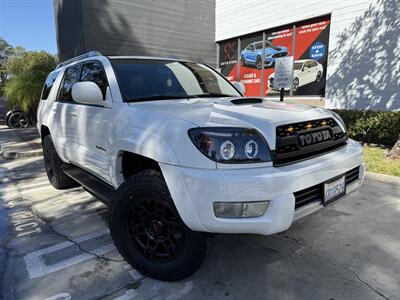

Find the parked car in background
[[269, 59, 324, 91], [241, 41, 288, 69], [6, 108, 32, 128]]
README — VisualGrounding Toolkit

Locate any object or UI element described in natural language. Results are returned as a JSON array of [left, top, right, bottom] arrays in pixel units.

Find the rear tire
[[7, 111, 30, 128], [42, 135, 79, 189], [110, 169, 208, 281]]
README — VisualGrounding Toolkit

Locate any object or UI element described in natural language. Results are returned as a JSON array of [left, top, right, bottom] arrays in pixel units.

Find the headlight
[[331, 111, 347, 132], [188, 127, 272, 163]]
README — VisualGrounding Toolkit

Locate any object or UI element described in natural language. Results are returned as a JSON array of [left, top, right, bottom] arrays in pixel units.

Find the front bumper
[[160, 139, 364, 235]]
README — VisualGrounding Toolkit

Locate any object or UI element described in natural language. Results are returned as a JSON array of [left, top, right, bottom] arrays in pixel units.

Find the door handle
[[70, 112, 77, 117]]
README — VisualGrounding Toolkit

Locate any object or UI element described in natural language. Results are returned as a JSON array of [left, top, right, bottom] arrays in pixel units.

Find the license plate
[[298, 129, 332, 147], [324, 176, 346, 205]]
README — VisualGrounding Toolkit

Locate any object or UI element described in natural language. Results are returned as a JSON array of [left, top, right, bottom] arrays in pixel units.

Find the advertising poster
[[218, 38, 238, 83], [265, 16, 330, 96], [293, 16, 330, 96], [239, 32, 263, 96]]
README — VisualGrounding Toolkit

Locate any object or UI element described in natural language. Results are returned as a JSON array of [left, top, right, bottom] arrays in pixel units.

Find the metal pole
[[260, 32, 266, 97], [237, 38, 241, 82], [290, 24, 296, 97], [280, 88, 284, 102], [216, 43, 220, 70]]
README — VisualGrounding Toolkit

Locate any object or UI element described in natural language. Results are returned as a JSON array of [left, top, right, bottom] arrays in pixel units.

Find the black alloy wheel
[[127, 197, 185, 261]]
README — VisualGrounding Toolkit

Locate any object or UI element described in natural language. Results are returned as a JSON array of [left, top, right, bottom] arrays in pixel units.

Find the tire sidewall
[[110, 171, 208, 281]]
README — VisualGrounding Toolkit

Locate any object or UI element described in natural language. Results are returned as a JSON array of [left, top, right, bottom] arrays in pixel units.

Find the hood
[[265, 46, 287, 55], [129, 98, 333, 149]]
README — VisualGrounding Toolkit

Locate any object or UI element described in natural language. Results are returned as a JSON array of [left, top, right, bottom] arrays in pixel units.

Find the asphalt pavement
[[0, 125, 399, 300]]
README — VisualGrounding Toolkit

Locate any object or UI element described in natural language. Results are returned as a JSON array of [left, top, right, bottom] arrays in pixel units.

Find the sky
[[0, 0, 57, 54]]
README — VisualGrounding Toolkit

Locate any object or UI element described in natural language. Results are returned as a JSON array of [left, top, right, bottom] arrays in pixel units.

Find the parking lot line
[[24, 228, 116, 279]]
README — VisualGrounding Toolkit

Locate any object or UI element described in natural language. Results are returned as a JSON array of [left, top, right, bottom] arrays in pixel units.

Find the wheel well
[[41, 125, 50, 140], [121, 151, 161, 180]]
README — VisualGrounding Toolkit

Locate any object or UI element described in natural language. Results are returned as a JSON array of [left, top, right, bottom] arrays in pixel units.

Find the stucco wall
[[216, 0, 399, 111]]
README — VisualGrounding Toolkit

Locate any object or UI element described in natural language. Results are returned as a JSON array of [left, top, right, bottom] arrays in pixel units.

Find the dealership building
[[54, 0, 398, 111]]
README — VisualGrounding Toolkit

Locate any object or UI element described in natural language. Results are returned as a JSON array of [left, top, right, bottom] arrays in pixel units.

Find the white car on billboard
[[269, 59, 324, 91]]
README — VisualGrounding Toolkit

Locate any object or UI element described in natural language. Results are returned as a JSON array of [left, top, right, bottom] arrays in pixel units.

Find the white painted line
[[128, 269, 143, 281], [24, 228, 116, 279], [113, 289, 138, 300]]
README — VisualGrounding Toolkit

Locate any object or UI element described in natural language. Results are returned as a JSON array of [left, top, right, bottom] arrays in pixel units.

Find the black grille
[[346, 166, 360, 185], [272, 52, 288, 58], [294, 166, 361, 209], [294, 184, 323, 209], [274, 118, 347, 166]]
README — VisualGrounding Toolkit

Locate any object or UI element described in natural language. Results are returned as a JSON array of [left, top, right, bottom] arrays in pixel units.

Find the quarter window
[[80, 61, 108, 100], [58, 64, 81, 102], [41, 71, 60, 100]]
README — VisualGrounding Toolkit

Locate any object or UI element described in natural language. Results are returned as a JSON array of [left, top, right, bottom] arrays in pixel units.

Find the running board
[[63, 165, 115, 207]]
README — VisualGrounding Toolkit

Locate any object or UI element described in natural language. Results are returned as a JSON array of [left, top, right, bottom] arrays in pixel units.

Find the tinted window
[[58, 64, 81, 102], [255, 42, 263, 50], [246, 45, 253, 51], [41, 71, 60, 100], [305, 61, 312, 69], [309, 60, 318, 67], [80, 61, 108, 99], [111, 59, 241, 102]]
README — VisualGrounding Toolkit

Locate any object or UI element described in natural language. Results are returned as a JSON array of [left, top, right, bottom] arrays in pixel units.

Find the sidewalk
[[0, 125, 42, 159]]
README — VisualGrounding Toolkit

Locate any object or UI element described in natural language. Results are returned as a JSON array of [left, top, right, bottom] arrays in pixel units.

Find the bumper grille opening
[[346, 166, 360, 185], [294, 166, 361, 210]]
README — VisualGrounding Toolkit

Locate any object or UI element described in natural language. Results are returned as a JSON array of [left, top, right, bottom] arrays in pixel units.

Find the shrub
[[333, 109, 400, 147]]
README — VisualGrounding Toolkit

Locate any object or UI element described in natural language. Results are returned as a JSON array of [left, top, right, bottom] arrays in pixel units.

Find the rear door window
[[80, 61, 108, 100], [41, 71, 60, 100], [57, 64, 82, 102]]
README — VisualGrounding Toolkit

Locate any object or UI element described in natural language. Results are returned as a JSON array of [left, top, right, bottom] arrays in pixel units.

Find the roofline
[[107, 55, 194, 63]]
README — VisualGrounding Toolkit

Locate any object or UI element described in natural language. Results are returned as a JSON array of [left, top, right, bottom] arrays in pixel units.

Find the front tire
[[42, 135, 79, 189], [256, 56, 262, 69], [110, 169, 208, 281]]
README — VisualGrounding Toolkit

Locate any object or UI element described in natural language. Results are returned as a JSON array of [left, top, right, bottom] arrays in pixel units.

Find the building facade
[[54, 0, 216, 66], [216, 0, 399, 111], [54, 0, 398, 111]]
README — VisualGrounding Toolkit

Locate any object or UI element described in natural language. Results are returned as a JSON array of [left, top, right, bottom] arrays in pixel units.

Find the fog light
[[213, 201, 269, 218]]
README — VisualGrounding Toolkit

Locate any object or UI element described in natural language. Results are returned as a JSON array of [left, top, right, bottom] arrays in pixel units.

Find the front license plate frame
[[323, 175, 346, 205]]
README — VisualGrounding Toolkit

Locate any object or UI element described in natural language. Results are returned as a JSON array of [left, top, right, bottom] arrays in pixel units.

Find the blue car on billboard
[[241, 41, 288, 69]]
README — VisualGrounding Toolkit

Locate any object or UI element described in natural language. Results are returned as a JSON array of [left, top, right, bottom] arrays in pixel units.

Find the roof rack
[[56, 51, 102, 69]]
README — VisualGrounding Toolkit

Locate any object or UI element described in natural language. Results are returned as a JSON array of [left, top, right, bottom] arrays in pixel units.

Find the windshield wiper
[[191, 93, 236, 98], [126, 95, 196, 102]]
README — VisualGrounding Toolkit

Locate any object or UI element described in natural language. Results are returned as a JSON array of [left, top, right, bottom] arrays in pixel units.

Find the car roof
[[295, 59, 316, 63], [55, 52, 196, 70]]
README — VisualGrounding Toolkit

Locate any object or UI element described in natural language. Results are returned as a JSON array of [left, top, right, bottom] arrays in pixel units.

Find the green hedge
[[333, 109, 400, 147]]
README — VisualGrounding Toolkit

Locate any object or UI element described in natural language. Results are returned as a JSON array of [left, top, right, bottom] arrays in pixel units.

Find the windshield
[[111, 59, 241, 102], [294, 62, 303, 70]]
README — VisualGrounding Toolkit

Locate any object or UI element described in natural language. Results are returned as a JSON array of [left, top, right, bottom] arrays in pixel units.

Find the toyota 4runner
[[37, 51, 364, 281]]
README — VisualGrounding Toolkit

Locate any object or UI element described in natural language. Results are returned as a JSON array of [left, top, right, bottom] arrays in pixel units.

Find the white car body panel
[[37, 54, 364, 236]]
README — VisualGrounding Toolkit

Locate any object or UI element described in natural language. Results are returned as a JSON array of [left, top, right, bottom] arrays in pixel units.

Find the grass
[[364, 145, 400, 177]]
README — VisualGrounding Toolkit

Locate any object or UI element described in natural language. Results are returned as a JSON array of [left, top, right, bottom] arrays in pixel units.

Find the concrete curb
[[365, 171, 400, 185]]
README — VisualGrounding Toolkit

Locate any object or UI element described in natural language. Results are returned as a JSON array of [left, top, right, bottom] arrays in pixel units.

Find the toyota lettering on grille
[[298, 129, 332, 147]]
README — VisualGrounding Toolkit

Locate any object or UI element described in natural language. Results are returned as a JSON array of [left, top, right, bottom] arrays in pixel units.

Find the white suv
[[37, 52, 364, 281]]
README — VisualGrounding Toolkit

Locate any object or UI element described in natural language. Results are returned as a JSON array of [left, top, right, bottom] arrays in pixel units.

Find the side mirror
[[71, 81, 104, 106], [232, 81, 246, 95]]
